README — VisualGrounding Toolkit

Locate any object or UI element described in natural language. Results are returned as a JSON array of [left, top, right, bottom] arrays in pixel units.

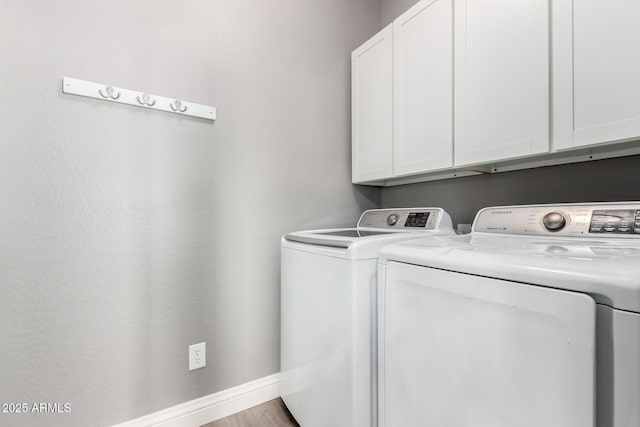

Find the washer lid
[[379, 233, 640, 313], [284, 228, 400, 248]]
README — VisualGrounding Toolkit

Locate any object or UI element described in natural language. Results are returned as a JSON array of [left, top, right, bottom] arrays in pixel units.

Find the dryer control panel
[[589, 209, 640, 234], [473, 203, 640, 237]]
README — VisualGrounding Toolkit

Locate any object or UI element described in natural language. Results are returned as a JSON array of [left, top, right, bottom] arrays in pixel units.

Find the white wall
[[0, 1, 381, 425]]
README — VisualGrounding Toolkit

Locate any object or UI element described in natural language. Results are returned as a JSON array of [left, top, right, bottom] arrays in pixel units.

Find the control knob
[[386, 213, 399, 226], [542, 212, 567, 232]]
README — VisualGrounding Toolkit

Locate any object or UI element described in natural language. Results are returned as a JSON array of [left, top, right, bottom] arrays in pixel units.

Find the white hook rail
[[62, 77, 216, 121]]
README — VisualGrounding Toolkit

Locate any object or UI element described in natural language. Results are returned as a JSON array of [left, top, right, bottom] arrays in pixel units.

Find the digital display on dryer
[[590, 209, 640, 234], [404, 212, 430, 228]]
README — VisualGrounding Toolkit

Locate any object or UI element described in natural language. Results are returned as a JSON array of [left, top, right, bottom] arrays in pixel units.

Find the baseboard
[[112, 373, 281, 427]]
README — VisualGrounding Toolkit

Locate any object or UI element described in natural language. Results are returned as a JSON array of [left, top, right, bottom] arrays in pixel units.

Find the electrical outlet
[[189, 342, 206, 371]]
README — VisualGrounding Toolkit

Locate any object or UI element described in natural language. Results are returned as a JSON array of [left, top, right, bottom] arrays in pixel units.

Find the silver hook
[[136, 93, 156, 107], [170, 100, 187, 113], [98, 85, 121, 100]]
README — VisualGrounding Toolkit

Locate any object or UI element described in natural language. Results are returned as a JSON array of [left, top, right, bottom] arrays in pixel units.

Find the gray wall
[[0, 1, 380, 426], [382, 0, 419, 24], [382, 155, 640, 227]]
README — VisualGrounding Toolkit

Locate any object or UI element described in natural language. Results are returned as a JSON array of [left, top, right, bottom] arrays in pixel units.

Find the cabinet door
[[352, 25, 393, 183], [453, 0, 549, 167], [553, 0, 640, 150], [393, 0, 453, 176]]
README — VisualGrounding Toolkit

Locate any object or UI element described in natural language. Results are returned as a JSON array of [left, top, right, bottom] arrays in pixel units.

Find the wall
[[0, 1, 381, 426], [381, 0, 419, 24], [382, 155, 640, 227]]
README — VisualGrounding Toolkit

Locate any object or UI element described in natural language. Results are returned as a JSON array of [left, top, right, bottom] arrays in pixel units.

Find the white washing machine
[[281, 208, 454, 427], [377, 202, 640, 427]]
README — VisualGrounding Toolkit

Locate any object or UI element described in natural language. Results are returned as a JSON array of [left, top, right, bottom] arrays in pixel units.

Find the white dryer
[[281, 208, 454, 427], [378, 202, 640, 427]]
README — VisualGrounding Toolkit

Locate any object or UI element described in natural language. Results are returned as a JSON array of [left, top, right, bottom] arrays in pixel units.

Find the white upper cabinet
[[453, 0, 550, 167], [352, 0, 640, 185], [393, 0, 453, 177], [553, 0, 640, 150], [352, 25, 393, 183]]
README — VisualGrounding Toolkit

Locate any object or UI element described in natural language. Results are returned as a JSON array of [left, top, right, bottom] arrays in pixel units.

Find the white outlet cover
[[189, 342, 206, 371]]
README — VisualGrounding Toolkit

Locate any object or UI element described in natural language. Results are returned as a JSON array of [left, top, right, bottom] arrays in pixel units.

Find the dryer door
[[379, 262, 596, 427]]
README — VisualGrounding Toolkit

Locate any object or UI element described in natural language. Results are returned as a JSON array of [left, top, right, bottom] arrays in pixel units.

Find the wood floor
[[201, 398, 300, 427]]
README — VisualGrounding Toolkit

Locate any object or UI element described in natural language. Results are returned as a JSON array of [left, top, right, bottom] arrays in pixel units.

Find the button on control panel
[[542, 212, 567, 232], [386, 214, 399, 226]]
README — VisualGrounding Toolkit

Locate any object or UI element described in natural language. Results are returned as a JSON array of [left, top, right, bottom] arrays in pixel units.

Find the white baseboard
[[112, 373, 281, 427]]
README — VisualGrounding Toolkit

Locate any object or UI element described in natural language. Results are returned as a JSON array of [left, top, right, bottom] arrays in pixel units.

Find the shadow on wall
[[354, 183, 381, 211], [381, 154, 640, 226]]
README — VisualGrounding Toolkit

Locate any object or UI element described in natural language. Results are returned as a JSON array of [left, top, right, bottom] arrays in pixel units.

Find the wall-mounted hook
[[170, 100, 187, 113], [63, 77, 215, 120], [136, 93, 156, 106], [98, 85, 121, 100]]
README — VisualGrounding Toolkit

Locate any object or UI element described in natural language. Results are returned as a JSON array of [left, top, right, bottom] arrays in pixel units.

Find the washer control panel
[[474, 203, 640, 237], [358, 208, 443, 230]]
